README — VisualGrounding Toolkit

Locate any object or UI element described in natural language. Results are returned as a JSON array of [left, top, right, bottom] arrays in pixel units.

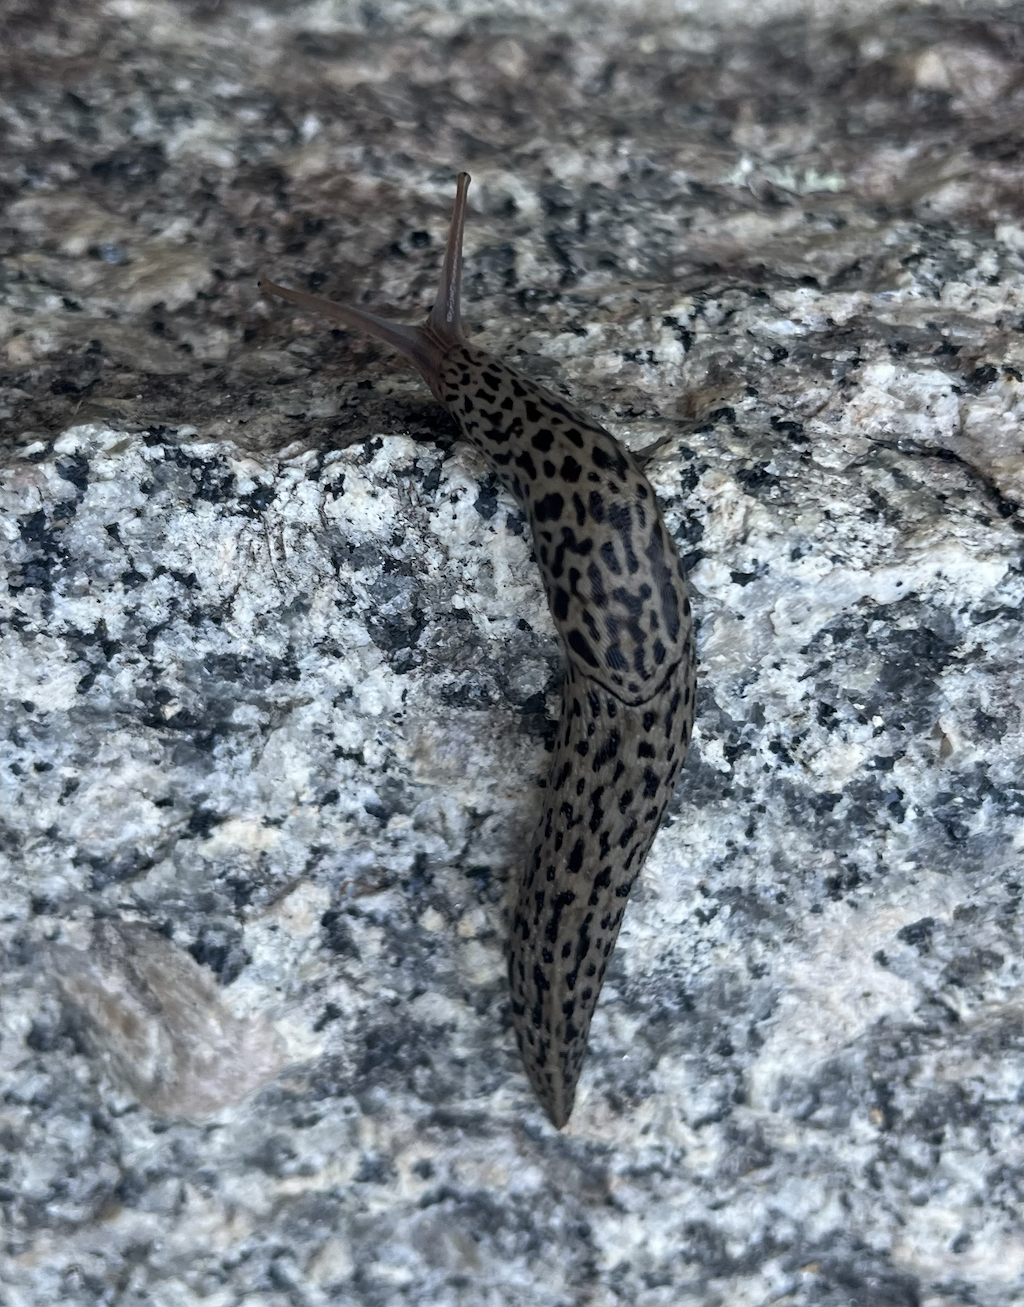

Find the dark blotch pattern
[[435, 341, 697, 1127]]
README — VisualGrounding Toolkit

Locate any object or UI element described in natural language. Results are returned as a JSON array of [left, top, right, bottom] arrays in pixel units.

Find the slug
[[259, 173, 696, 1127]]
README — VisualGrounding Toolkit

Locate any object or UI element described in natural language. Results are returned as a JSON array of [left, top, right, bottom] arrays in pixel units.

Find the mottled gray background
[[2, 2, 1023, 1306]]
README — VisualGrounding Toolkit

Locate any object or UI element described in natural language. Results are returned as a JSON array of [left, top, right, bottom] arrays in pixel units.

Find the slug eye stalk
[[258, 171, 471, 403]]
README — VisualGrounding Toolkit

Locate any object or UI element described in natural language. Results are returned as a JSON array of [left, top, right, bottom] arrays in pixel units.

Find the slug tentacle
[[429, 169, 469, 338], [260, 172, 696, 1128], [254, 282, 448, 398]]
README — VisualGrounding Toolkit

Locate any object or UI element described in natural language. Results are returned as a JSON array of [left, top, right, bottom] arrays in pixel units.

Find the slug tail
[[429, 171, 470, 339], [509, 659, 692, 1129]]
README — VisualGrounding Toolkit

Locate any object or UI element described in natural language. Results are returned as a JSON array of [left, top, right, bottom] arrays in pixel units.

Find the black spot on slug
[[567, 629, 600, 667], [535, 492, 565, 523]]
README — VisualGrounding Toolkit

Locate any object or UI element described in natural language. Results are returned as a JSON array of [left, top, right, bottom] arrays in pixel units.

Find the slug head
[[257, 172, 472, 404]]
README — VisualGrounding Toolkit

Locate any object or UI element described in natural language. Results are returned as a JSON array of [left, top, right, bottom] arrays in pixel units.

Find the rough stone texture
[[2, 2, 1023, 1306]]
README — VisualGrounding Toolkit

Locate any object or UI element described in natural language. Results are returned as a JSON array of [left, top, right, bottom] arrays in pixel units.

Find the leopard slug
[[259, 173, 696, 1127]]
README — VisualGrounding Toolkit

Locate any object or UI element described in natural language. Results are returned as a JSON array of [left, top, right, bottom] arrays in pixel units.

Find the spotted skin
[[437, 344, 697, 1125], [259, 173, 696, 1128]]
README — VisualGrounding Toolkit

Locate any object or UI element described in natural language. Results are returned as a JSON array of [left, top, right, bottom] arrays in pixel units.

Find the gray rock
[[49, 920, 285, 1118], [2, 3, 1023, 1306]]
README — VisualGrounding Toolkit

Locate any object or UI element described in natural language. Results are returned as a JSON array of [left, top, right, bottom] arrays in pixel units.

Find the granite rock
[[2, 2, 1023, 1306]]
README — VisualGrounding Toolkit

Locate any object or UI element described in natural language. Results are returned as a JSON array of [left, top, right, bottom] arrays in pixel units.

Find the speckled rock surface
[[2, 3, 1024, 1306]]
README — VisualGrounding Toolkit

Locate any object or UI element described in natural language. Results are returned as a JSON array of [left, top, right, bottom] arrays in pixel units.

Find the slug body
[[260, 174, 696, 1127]]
